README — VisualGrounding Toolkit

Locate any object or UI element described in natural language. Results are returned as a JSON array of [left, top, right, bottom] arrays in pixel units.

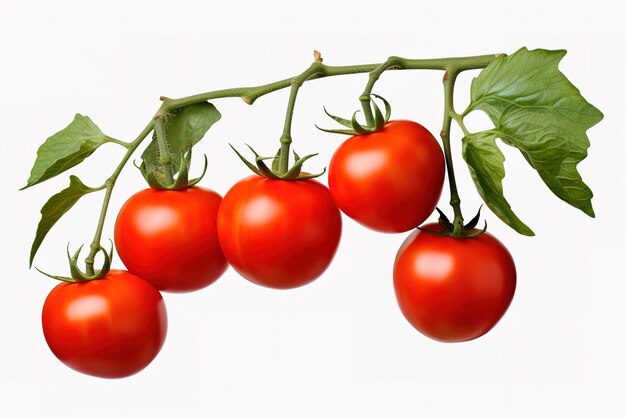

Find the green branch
[[83, 122, 155, 275], [80, 52, 499, 275], [440, 69, 464, 237]]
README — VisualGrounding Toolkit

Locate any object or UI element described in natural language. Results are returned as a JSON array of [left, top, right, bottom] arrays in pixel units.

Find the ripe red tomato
[[41, 270, 167, 378], [217, 176, 341, 289], [393, 223, 516, 342], [114, 186, 227, 293], [328, 120, 445, 233]]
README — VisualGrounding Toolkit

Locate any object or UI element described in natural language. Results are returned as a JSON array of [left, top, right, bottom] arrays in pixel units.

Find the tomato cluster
[[42, 120, 516, 378]]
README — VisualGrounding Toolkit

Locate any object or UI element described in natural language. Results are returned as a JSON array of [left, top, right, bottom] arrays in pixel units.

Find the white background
[[1, 0, 624, 416]]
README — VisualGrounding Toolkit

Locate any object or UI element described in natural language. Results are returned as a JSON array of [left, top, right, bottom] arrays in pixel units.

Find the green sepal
[[350, 111, 370, 135], [291, 168, 327, 180], [68, 241, 113, 282], [229, 144, 262, 176], [371, 94, 391, 131], [229, 145, 325, 180], [271, 148, 282, 172], [35, 267, 77, 283], [419, 207, 488, 239], [314, 126, 359, 135], [322, 106, 353, 129], [371, 94, 391, 126], [29, 175, 105, 267], [67, 244, 86, 279], [281, 153, 320, 179], [416, 226, 453, 237], [35, 241, 113, 283], [435, 207, 454, 231], [464, 221, 488, 238], [138, 148, 208, 190], [317, 94, 392, 136], [246, 145, 279, 179], [187, 154, 208, 187], [464, 205, 483, 230]]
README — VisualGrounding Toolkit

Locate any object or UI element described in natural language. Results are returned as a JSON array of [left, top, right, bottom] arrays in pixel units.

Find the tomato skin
[[114, 186, 227, 293], [393, 224, 516, 342], [217, 176, 342, 289], [41, 270, 167, 378], [328, 120, 445, 233]]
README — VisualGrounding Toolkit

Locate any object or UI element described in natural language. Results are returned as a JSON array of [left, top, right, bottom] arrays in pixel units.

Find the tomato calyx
[[229, 144, 325, 180], [36, 241, 114, 283], [418, 207, 488, 238], [136, 147, 208, 190], [316, 94, 391, 135]]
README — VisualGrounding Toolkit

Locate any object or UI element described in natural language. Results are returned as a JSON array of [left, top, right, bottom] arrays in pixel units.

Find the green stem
[[440, 69, 464, 237], [278, 62, 326, 175], [359, 56, 403, 126], [105, 136, 131, 148], [83, 122, 154, 275], [450, 111, 471, 138], [81, 53, 498, 274], [158, 54, 497, 111], [153, 115, 174, 186]]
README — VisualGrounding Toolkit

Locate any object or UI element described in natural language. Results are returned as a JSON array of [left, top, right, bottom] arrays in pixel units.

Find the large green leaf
[[463, 47, 603, 233], [23, 114, 109, 189], [462, 132, 534, 236], [30, 176, 104, 266], [141, 102, 221, 173]]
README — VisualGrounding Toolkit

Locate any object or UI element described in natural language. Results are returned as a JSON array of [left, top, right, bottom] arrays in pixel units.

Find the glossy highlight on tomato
[[114, 186, 228, 293], [217, 175, 341, 289], [328, 120, 445, 233], [41, 270, 167, 378], [393, 223, 516, 342]]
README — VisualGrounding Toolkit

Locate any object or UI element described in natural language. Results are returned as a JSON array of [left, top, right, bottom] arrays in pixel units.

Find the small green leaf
[[23, 115, 109, 189], [462, 132, 535, 236], [30, 176, 104, 266], [466, 47, 603, 222], [142, 102, 221, 173]]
